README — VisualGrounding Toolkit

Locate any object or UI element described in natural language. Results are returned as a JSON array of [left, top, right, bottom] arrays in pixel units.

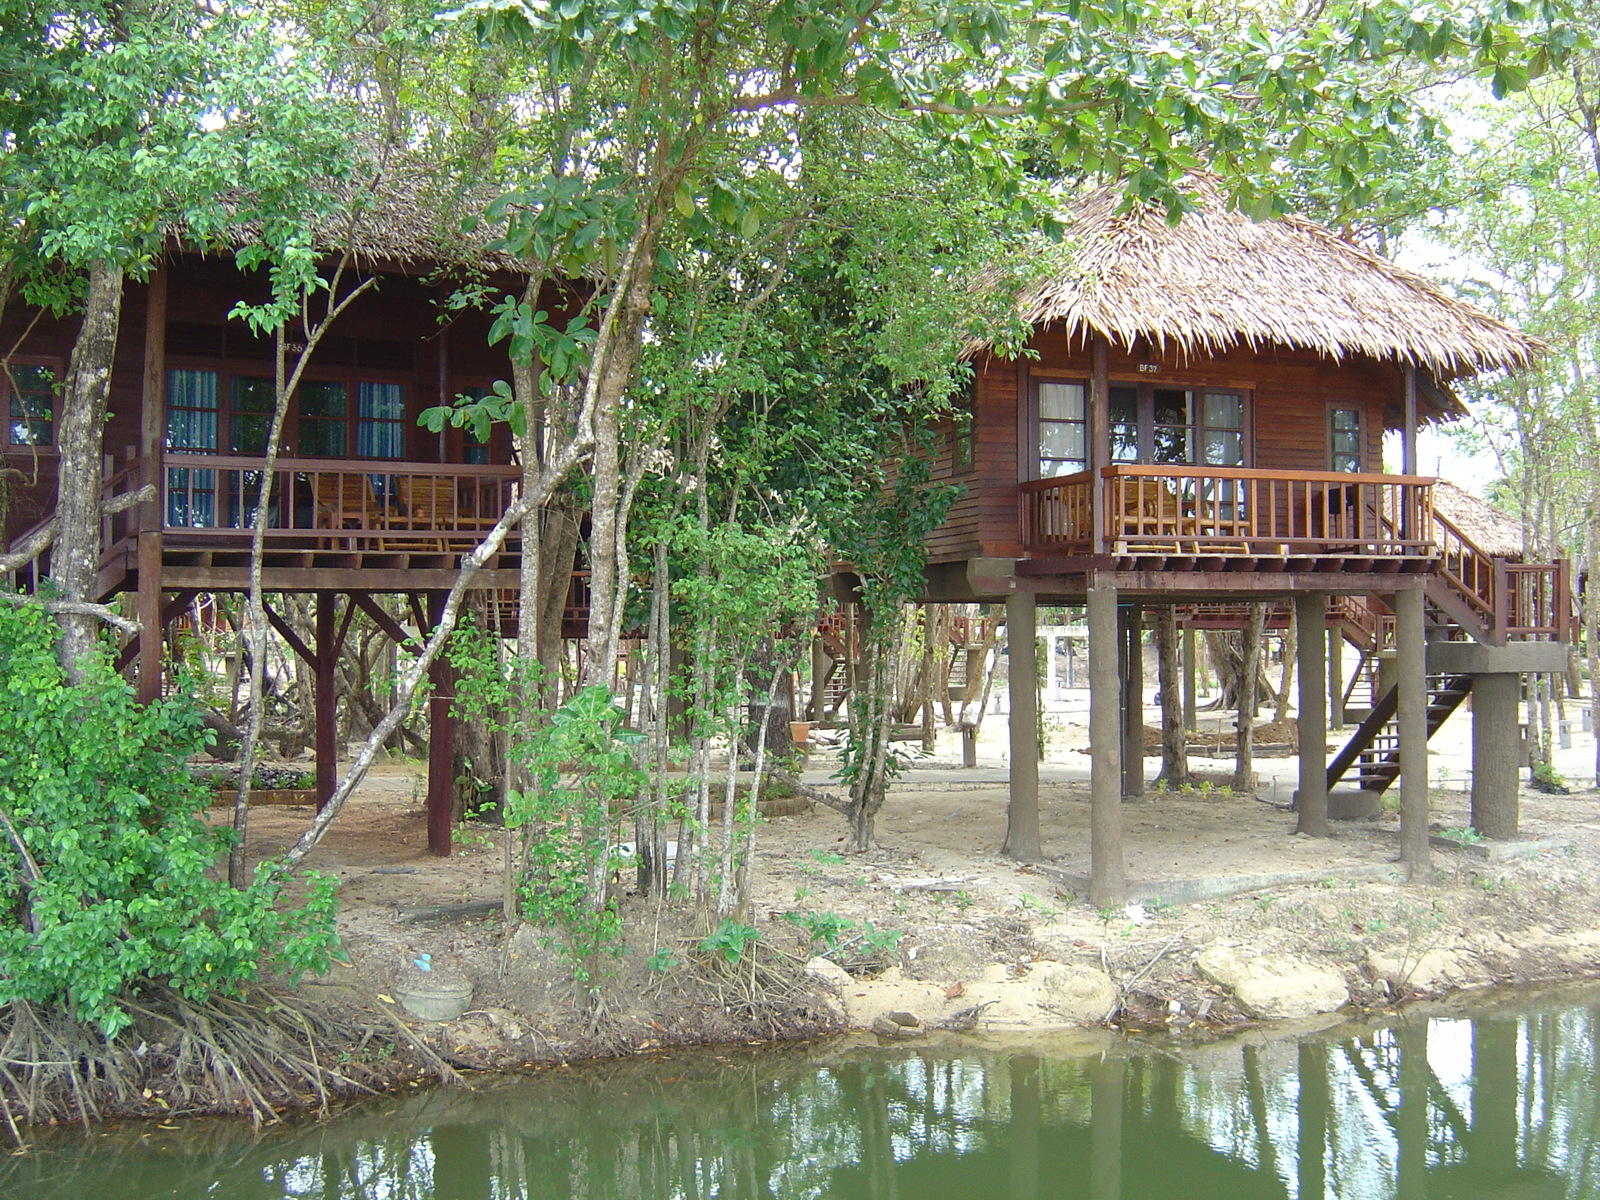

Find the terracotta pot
[[789, 721, 812, 749]]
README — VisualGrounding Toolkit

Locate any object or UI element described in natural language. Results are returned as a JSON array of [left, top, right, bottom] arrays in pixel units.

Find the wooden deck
[[1016, 464, 1569, 644]]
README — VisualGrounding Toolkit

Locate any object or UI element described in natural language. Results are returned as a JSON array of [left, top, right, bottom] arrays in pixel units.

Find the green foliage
[[503, 685, 645, 978], [1440, 825, 1486, 846], [699, 918, 760, 964], [0, 598, 341, 1036]]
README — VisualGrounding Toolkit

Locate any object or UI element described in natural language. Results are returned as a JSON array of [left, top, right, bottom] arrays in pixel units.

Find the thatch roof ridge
[[1433, 480, 1526, 559], [181, 152, 522, 277], [1012, 179, 1541, 377]]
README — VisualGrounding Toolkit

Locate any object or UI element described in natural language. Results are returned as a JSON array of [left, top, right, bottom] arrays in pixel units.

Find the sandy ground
[[230, 683, 1600, 1061]]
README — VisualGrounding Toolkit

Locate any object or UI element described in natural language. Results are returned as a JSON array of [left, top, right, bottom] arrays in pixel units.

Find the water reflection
[[9, 986, 1600, 1200]]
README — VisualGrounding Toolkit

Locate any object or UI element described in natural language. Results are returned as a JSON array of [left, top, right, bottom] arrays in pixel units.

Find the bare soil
[[231, 696, 1600, 1067]]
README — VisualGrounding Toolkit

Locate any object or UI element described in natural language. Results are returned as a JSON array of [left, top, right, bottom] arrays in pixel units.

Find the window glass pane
[[301, 418, 347, 457], [165, 369, 218, 452], [357, 383, 404, 459], [1040, 422, 1085, 462], [229, 376, 274, 454], [1041, 458, 1083, 479], [1331, 407, 1361, 431], [1038, 382, 1084, 421], [300, 381, 347, 418], [165, 466, 215, 527], [1204, 430, 1244, 466], [1152, 389, 1191, 426], [8, 365, 56, 445], [299, 381, 348, 456], [358, 382, 404, 420], [1203, 392, 1244, 428], [1109, 385, 1139, 462]]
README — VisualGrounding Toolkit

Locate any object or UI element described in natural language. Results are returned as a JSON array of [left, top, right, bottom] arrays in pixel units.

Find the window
[[299, 381, 348, 457], [357, 382, 405, 459], [1105, 384, 1249, 466], [1037, 380, 1087, 477], [1200, 392, 1246, 466], [166, 369, 218, 526], [229, 376, 274, 454], [1329, 405, 1362, 472], [1109, 385, 1139, 462], [5, 363, 57, 447]]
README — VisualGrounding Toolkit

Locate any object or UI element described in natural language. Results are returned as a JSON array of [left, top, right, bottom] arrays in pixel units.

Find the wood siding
[[926, 325, 1415, 563], [1, 256, 521, 548]]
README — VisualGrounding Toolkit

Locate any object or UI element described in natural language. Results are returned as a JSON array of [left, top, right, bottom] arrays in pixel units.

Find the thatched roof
[[1010, 178, 1541, 378], [187, 154, 522, 277], [1434, 481, 1526, 558]]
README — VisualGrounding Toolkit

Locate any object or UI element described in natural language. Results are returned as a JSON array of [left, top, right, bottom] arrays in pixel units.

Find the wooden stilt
[[1119, 602, 1144, 798], [1295, 593, 1329, 836], [1088, 583, 1125, 907], [1471, 672, 1520, 839], [1182, 625, 1197, 733], [135, 531, 162, 702], [427, 592, 455, 856], [1395, 587, 1429, 878], [1004, 591, 1041, 860], [314, 592, 338, 808], [135, 263, 167, 704]]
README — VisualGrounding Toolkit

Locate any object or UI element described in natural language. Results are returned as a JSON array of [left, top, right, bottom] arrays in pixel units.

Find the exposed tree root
[[0, 982, 420, 1138]]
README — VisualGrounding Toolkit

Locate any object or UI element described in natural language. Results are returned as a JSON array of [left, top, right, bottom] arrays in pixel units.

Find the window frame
[[1029, 373, 1090, 480], [1104, 381, 1253, 468], [164, 358, 413, 461], [2, 358, 64, 451], [1327, 401, 1364, 473]]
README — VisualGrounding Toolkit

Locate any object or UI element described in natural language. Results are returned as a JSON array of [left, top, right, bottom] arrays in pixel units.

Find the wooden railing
[[161, 456, 521, 546], [1020, 465, 1436, 557], [1432, 510, 1569, 643], [1019, 471, 1095, 550]]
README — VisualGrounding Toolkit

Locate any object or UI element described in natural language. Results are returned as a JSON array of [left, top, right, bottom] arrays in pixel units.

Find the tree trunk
[[50, 260, 125, 679], [1154, 605, 1187, 787], [1274, 604, 1297, 724], [1233, 603, 1266, 792]]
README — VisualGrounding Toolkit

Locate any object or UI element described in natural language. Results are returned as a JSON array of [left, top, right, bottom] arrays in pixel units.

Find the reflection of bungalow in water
[[0, 189, 582, 853], [864, 180, 1570, 904]]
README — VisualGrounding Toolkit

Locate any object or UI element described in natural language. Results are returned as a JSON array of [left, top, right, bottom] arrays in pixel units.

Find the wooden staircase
[[1326, 672, 1473, 796], [1324, 508, 1569, 798]]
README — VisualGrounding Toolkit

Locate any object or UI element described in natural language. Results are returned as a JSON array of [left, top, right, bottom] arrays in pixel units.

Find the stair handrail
[[1326, 683, 1399, 792]]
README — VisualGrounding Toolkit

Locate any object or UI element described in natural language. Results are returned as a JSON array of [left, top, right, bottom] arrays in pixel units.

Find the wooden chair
[[383, 476, 459, 551], [313, 473, 381, 547], [1119, 480, 1196, 552]]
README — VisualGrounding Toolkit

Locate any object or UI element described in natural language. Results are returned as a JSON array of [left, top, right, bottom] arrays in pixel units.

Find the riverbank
[[223, 700, 1600, 1082]]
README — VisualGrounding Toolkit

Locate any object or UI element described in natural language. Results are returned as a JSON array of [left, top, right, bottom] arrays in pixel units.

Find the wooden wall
[[1, 255, 523, 547], [923, 323, 1423, 566]]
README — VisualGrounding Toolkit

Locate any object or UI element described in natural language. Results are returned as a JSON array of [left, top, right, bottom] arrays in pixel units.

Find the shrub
[[0, 598, 340, 1035]]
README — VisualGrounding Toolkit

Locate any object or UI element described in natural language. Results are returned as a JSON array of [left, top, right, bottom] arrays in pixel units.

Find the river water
[[7, 984, 1600, 1199]]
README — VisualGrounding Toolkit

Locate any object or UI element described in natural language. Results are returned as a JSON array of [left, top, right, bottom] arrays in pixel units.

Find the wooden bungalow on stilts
[[897, 180, 1571, 906], [1, 212, 585, 856]]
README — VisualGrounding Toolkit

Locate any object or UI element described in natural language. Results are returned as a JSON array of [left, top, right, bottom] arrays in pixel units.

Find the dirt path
[[233, 693, 1600, 1060]]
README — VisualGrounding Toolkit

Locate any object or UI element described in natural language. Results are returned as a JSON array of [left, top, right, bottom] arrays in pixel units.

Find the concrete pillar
[[1182, 625, 1197, 733], [1004, 591, 1041, 860], [1088, 583, 1126, 906], [1295, 593, 1329, 836], [1471, 672, 1521, 839], [1120, 603, 1144, 798], [1327, 625, 1344, 732], [1395, 587, 1429, 878]]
